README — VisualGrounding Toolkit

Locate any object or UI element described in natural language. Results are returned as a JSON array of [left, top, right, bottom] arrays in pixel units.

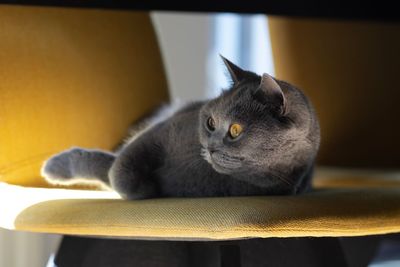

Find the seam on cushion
[[18, 223, 248, 232], [17, 224, 400, 238], [16, 222, 400, 234]]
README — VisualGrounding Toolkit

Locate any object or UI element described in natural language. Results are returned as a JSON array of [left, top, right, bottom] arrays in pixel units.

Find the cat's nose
[[209, 148, 216, 154], [208, 146, 218, 154]]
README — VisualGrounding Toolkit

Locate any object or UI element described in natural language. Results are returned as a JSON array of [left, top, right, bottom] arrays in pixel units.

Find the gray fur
[[42, 57, 320, 199], [42, 148, 115, 189]]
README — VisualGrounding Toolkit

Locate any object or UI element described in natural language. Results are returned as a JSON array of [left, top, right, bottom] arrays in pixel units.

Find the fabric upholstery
[[0, 6, 169, 187], [268, 17, 400, 169], [1, 178, 400, 240], [314, 168, 400, 188]]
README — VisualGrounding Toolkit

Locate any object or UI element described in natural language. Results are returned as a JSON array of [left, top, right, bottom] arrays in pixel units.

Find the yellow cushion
[[1, 170, 400, 240], [314, 168, 400, 188], [268, 17, 400, 169], [0, 6, 168, 187]]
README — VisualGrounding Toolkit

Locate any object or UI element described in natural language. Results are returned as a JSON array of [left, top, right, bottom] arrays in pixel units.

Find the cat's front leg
[[42, 147, 115, 188], [109, 135, 162, 200]]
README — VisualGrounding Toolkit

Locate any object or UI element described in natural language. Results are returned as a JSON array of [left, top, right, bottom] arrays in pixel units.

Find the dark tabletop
[[1, 0, 399, 21]]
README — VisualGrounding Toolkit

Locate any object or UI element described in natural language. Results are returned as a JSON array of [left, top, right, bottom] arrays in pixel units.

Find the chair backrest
[[0, 6, 169, 187], [268, 17, 400, 169]]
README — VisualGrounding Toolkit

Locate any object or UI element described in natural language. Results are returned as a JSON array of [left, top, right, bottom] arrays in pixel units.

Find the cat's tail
[[41, 147, 116, 188]]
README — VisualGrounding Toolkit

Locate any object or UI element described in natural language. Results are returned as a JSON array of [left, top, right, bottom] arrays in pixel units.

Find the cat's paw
[[41, 148, 79, 184]]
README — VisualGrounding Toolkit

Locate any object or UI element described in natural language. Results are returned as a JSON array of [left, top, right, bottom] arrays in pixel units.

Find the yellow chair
[[1, 5, 400, 248]]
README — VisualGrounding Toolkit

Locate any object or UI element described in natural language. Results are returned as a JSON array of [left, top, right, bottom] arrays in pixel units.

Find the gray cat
[[42, 57, 320, 199]]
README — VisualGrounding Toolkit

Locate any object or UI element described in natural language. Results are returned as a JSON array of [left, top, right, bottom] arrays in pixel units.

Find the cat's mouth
[[201, 148, 243, 174]]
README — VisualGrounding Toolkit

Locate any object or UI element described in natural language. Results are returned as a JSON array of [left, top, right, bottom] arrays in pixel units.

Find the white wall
[[0, 229, 60, 267], [151, 12, 212, 101], [152, 12, 274, 100]]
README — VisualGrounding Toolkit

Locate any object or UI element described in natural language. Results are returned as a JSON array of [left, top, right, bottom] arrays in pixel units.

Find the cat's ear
[[253, 73, 287, 115], [220, 55, 247, 84]]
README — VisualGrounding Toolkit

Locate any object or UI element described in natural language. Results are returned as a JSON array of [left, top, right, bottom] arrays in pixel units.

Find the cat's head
[[199, 56, 319, 176]]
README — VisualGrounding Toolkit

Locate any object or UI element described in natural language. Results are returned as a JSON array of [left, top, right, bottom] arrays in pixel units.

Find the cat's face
[[199, 57, 296, 175]]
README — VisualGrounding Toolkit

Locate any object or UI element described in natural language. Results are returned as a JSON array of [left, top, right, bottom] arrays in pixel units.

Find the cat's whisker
[[274, 174, 293, 186]]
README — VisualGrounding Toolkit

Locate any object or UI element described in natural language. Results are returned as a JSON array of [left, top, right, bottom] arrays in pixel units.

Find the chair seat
[[1, 169, 400, 241]]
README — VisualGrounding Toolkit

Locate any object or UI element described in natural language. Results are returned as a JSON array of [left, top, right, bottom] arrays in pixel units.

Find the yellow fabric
[[1, 179, 400, 240], [314, 168, 400, 188], [268, 17, 400, 169], [0, 6, 169, 187]]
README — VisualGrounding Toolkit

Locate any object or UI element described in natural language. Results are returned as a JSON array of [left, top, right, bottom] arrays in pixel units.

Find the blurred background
[[0, 11, 274, 267]]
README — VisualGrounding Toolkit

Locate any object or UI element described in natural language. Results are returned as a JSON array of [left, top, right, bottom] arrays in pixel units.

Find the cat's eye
[[229, 123, 243, 139], [207, 117, 216, 131]]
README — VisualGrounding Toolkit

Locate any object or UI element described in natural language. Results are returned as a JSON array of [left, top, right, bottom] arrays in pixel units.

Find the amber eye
[[229, 123, 243, 139], [207, 117, 216, 131]]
